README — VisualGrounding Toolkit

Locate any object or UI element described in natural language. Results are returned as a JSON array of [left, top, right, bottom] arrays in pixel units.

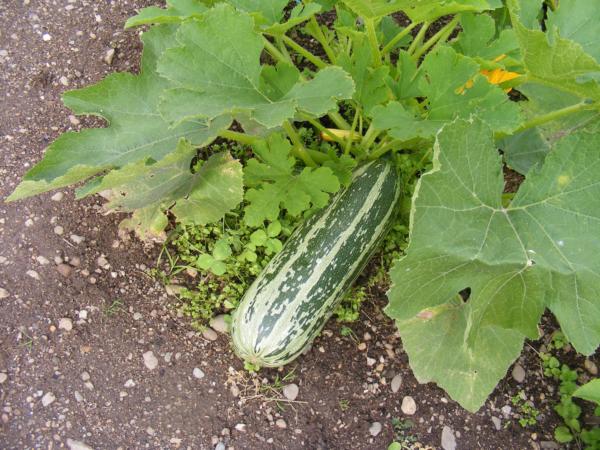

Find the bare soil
[[0, 1, 595, 449]]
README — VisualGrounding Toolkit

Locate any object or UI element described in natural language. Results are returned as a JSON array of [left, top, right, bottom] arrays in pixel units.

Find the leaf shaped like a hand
[[125, 0, 209, 28], [386, 117, 600, 411], [80, 139, 243, 226], [157, 4, 354, 129], [243, 134, 340, 226], [8, 25, 229, 202]]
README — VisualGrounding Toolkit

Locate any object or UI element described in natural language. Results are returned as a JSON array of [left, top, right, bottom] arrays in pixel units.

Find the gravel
[[209, 314, 229, 333], [58, 317, 73, 331], [41, 391, 56, 407], [202, 328, 218, 341], [0, 288, 9, 299], [491, 416, 502, 431], [401, 396, 417, 415], [56, 263, 73, 277], [275, 419, 287, 429], [143, 351, 158, 371], [0, 373, 7, 384], [391, 374, 402, 393], [283, 383, 299, 401], [512, 364, 526, 383], [369, 422, 382, 437], [193, 368, 205, 379], [441, 426, 457, 450]]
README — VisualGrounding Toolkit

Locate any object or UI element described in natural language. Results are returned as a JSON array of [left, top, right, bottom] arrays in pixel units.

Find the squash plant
[[7, 0, 600, 412]]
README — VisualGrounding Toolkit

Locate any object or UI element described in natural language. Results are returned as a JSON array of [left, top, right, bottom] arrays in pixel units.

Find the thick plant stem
[[328, 110, 351, 130], [345, 108, 360, 155], [308, 16, 337, 64], [500, 102, 596, 137], [369, 139, 403, 159], [302, 115, 346, 144], [282, 35, 327, 69], [412, 16, 459, 60], [361, 123, 380, 150], [219, 129, 259, 145], [364, 18, 382, 67], [407, 22, 430, 56], [263, 38, 289, 64], [382, 22, 418, 55], [282, 120, 317, 166]]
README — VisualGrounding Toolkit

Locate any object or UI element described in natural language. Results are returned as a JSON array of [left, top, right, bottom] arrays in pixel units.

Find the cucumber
[[231, 158, 401, 367]]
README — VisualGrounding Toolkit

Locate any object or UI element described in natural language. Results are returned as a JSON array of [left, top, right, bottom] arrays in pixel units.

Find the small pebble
[[133, 312, 142, 321], [0, 373, 7, 384], [202, 328, 218, 341], [81, 371, 90, 381], [79, 310, 88, 320], [143, 351, 158, 371], [54, 225, 64, 235], [51, 192, 64, 201], [42, 33, 52, 41], [56, 264, 72, 277], [369, 422, 382, 437], [441, 426, 457, 450], [193, 368, 205, 379], [0, 288, 8, 299], [26, 270, 40, 280], [283, 383, 299, 401], [66, 438, 93, 450], [401, 396, 417, 415], [104, 48, 115, 65], [357, 342, 367, 351], [234, 423, 246, 432], [275, 419, 287, 429], [391, 374, 402, 393], [124, 379, 136, 388], [97, 256, 108, 268], [584, 359, 598, 376], [210, 315, 229, 333], [36, 255, 50, 265], [70, 234, 85, 244], [512, 364, 526, 383], [491, 416, 501, 431], [41, 392, 56, 407], [58, 317, 73, 331]]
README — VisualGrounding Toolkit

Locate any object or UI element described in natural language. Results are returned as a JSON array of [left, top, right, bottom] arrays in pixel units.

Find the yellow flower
[[457, 54, 521, 94]]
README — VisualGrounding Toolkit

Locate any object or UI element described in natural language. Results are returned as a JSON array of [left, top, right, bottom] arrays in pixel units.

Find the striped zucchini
[[231, 158, 401, 367]]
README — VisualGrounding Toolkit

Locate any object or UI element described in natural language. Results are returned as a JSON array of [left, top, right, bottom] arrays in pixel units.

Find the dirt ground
[[0, 1, 596, 449]]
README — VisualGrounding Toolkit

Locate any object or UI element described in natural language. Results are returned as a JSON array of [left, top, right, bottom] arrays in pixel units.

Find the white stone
[[193, 368, 205, 379], [81, 371, 90, 381], [369, 422, 382, 436], [234, 423, 246, 432], [401, 396, 417, 415], [124, 379, 136, 388], [133, 312, 142, 321], [36, 256, 50, 265], [275, 419, 287, 429], [66, 438, 93, 450], [0, 288, 8, 299], [54, 225, 64, 235], [42, 33, 52, 41], [491, 416, 501, 431], [0, 373, 7, 384], [391, 374, 402, 393], [78, 310, 88, 320], [143, 351, 158, 370], [70, 234, 85, 244], [51, 192, 64, 201], [512, 364, 526, 383], [59, 76, 69, 86], [41, 392, 56, 407], [584, 359, 598, 376], [209, 315, 229, 333], [202, 328, 218, 341], [441, 426, 457, 450], [58, 317, 73, 331], [26, 270, 40, 280], [96, 256, 108, 268], [283, 383, 299, 401], [104, 48, 115, 65]]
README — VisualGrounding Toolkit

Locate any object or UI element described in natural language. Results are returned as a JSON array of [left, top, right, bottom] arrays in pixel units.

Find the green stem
[[364, 18, 382, 67], [345, 107, 360, 155], [263, 38, 290, 64], [308, 16, 337, 64], [282, 35, 327, 69], [407, 22, 430, 56], [328, 110, 351, 130], [276, 36, 292, 61], [412, 16, 459, 60], [500, 101, 596, 138], [369, 139, 403, 159], [306, 148, 330, 164], [219, 129, 259, 145], [302, 115, 346, 145], [361, 123, 380, 150], [382, 22, 418, 55], [282, 120, 316, 166]]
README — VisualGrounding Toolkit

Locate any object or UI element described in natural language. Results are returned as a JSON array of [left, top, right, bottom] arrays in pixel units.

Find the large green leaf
[[386, 118, 600, 411], [7, 25, 228, 201], [124, 0, 209, 28], [574, 379, 600, 406], [498, 127, 549, 175], [508, 0, 600, 101], [157, 4, 354, 129], [546, 0, 600, 64], [77, 139, 243, 226], [243, 134, 340, 226], [342, 0, 499, 21], [372, 46, 521, 140]]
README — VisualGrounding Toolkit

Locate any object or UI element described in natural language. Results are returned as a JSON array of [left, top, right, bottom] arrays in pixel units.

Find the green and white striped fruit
[[231, 158, 401, 367]]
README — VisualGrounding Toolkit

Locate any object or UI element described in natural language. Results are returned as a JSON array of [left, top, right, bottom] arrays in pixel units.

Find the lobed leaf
[[124, 0, 209, 28], [157, 4, 354, 129], [386, 118, 600, 411], [8, 25, 229, 202], [243, 134, 340, 226]]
